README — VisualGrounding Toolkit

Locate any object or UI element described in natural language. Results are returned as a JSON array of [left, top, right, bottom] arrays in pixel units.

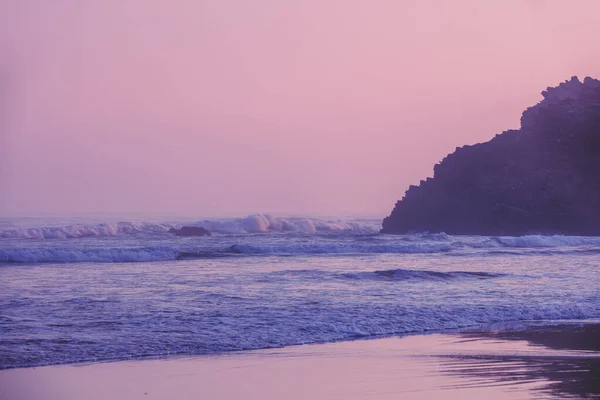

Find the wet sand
[[1, 323, 598, 400]]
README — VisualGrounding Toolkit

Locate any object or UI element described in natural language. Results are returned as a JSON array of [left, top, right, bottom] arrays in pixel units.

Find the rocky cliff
[[381, 76, 600, 236]]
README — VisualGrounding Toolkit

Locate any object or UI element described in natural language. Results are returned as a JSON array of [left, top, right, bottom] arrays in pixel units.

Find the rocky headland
[[382, 76, 600, 236]]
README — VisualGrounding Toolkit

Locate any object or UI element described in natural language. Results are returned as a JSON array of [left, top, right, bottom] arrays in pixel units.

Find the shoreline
[[2, 322, 598, 400], [3, 318, 596, 371]]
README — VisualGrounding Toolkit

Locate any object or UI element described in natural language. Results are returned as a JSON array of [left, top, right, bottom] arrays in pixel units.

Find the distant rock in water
[[169, 226, 211, 237], [382, 76, 600, 236]]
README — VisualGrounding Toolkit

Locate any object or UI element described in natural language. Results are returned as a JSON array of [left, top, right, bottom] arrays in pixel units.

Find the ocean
[[1, 214, 599, 369]]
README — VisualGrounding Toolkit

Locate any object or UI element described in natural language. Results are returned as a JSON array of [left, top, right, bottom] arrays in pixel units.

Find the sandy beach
[[1, 322, 598, 400]]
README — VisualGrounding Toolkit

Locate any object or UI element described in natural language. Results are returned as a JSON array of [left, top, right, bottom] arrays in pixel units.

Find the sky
[[1, 0, 600, 217]]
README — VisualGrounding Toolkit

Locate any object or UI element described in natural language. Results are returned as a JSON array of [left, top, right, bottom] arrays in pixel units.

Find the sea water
[[1, 214, 599, 368]]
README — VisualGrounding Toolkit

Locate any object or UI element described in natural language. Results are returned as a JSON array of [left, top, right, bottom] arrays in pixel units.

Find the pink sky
[[1, 0, 599, 217]]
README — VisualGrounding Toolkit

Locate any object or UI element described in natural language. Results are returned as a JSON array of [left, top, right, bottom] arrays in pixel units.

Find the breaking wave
[[341, 268, 505, 281], [0, 243, 452, 264], [200, 214, 379, 234], [3, 215, 600, 265], [3, 237, 600, 264], [0, 214, 380, 239], [226, 242, 452, 255], [0, 222, 173, 240], [488, 235, 600, 248], [0, 247, 183, 264]]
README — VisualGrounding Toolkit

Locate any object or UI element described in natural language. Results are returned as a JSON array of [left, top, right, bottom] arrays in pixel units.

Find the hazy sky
[[1, 0, 600, 217]]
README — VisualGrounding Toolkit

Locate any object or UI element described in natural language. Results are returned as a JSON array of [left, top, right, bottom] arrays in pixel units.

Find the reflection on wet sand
[[440, 324, 600, 398], [1, 323, 598, 399]]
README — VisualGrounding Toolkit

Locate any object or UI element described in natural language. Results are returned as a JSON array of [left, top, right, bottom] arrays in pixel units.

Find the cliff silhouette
[[382, 76, 600, 236]]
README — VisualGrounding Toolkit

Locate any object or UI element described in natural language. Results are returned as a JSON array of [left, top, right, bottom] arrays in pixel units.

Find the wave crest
[[0, 222, 172, 240], [0, 214, 380, 239], [227, 242, 452, 255], [0, 242, 452, 264], [489, 235, 600, 248], [199, 214, 378, 234], [341, 268, 505, 281], [0, 247, 184, 264]]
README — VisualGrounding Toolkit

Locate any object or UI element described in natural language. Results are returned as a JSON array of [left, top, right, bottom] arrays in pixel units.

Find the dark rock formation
[[382, 76, 600, 236], [169, 226, 211, 237]]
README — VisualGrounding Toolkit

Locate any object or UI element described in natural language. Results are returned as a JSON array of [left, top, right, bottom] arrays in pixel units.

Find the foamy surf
[[2, 231, 600, 264], [0, 214, 380, 239], [2, 215, 599, 369]]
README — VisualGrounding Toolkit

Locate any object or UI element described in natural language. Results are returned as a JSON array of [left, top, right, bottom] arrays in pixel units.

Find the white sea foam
[[3, 238, 600, 264], [3, 215, 600, 264], [0, 222, 172, 240], [0, 214, 380, 239], [2, 228, 599, 369], [199, 214, 379, 234], [5, 215, 600, 247], [0, 243, 453, 263], [490, 235, 600, 247], [340, 268, 505, 281], [227, 242, 452, 255], [0, 247, 181, 263]]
